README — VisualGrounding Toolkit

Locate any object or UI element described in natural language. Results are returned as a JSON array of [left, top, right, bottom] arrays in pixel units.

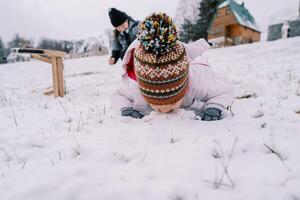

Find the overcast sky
[[0, 0, 299, 43]]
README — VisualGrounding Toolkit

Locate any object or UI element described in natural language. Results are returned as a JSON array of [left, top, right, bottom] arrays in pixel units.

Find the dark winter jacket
[[110, 18, 140, 63]]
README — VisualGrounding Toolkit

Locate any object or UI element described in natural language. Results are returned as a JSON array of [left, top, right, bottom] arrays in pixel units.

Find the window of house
[[226, 8, 231, 15], [216, 11, 221, 18]]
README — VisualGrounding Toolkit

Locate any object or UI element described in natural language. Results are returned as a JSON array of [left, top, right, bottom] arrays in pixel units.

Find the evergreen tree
[[0, 37, 6, 64], [179, 19, 195, 43], [37, 38, 72, 53], [7, 34, 33, 49], [193, 0, 224, 40]]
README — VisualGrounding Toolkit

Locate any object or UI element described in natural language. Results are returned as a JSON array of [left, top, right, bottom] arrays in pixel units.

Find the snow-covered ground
[[0, 37, 300, 200]]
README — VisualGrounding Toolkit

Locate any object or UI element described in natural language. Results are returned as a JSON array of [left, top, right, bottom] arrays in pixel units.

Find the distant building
[[208, 0, 261, 47], [267, 16, 300, 41], [7, 52, 30, 63]]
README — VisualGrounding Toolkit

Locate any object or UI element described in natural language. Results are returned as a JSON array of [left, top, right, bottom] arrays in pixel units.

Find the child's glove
[[196, 108, 222, 121], [121, 107, 144, 119]]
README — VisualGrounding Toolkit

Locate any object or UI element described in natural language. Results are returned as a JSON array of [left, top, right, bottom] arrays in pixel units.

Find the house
[[267, 2, 300, 41], [208, 0, 261, 47], [7, 52, 30, 63]]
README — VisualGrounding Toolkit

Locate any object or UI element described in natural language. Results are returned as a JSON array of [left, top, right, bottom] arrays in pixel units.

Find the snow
[[218, 1, 229, 9], [208, 37, 226, 46], [1, 37, 300, 200]]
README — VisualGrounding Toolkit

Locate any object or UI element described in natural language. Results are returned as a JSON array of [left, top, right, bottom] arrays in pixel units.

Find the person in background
[[108, 8, 140, 65]]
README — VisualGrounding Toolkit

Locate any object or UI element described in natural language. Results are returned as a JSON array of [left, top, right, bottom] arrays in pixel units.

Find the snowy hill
[[0, 38, 300, 200]]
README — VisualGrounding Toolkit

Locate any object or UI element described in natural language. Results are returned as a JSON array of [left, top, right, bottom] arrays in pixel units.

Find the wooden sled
[[12, 48, 67, 98]]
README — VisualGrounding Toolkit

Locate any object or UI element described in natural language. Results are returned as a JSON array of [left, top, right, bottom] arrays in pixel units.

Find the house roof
[[214, 0, 260, 32]]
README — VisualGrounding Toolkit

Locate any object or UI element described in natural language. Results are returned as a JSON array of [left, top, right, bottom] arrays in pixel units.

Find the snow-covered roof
[[217, 0, 260, 32], [218, 1, 229, 9]]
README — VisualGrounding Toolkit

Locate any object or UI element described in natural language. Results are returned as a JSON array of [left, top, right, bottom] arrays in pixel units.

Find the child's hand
[[196, 108, 222, 121], [108, 57, 116, 65], [121, 107, 144, 119]]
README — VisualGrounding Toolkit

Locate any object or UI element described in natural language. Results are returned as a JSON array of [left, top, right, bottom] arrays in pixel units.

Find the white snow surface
[[1, 37, 300, 200]]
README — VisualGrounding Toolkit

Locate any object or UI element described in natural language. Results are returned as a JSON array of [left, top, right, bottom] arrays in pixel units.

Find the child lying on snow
[[111, 12, 233, 121]]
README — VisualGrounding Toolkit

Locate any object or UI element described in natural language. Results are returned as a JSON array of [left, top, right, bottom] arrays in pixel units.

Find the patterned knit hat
[[134, 12, 189, 105]]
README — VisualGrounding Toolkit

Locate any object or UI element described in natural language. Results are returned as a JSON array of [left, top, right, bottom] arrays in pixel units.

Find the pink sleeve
[[183, 39, 211, 61]]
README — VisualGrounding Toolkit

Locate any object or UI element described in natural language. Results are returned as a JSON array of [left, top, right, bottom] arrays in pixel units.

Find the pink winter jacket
[[111, 39, 234, 116]]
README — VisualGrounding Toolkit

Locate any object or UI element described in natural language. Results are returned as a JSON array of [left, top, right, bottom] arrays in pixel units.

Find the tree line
[[0, 34, 74, 64]]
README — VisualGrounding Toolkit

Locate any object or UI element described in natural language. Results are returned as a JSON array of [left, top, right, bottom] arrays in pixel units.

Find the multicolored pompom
[[137, 12, 178, 55]]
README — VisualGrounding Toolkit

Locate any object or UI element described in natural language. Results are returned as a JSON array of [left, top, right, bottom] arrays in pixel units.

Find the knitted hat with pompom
[[134, 12, 189, 105]]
